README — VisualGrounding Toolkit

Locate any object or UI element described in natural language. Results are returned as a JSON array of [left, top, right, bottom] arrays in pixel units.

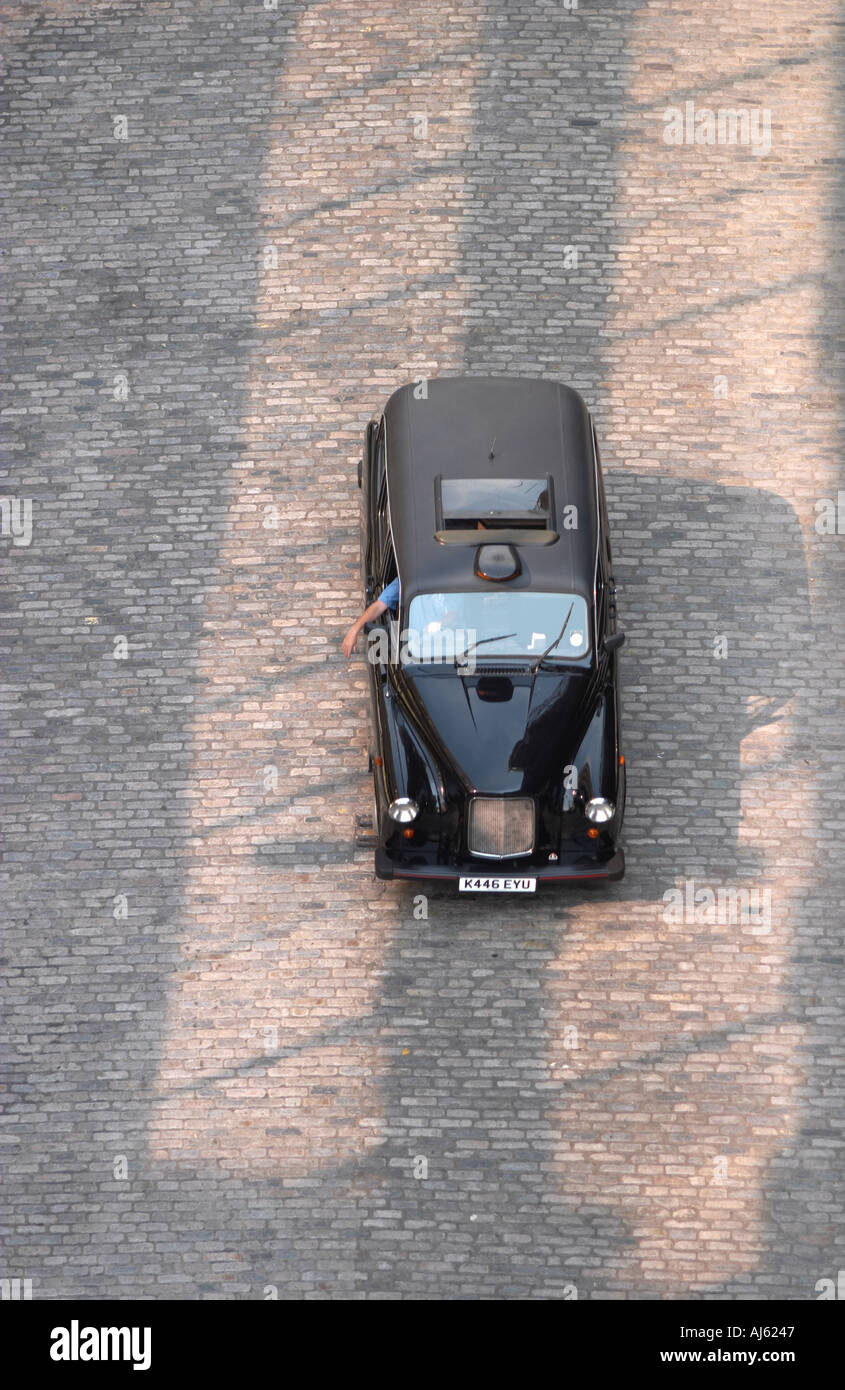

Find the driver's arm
[[342, 599, 388, 659]]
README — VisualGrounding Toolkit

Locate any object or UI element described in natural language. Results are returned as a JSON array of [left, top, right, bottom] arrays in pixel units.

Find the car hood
[[400, 666, 596, 795]]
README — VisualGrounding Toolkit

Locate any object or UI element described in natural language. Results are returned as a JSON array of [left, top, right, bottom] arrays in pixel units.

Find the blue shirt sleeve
[[377, 577, 400, 611]]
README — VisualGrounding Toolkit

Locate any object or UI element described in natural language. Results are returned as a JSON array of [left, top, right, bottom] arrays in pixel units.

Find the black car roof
[[383, 376, 599, 603]]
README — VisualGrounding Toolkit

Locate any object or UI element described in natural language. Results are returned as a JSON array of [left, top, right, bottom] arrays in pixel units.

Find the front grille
[[468, 797, 535, 859]]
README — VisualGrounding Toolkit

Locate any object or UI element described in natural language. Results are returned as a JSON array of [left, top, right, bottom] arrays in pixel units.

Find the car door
[[591, 417, 616, 644], [363, 417, 386, 603]]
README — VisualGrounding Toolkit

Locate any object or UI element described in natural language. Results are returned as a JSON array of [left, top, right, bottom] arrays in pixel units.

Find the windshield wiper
[[454, 632, 517, 667], [530, 602, 574, 675], [524, 602, 575, 711]]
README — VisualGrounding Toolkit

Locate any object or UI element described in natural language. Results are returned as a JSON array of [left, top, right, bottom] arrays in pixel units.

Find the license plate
[[459, 876, 536, 893]]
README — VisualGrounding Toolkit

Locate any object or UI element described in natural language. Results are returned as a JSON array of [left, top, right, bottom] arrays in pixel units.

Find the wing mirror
[[603, 631, 626, 653]]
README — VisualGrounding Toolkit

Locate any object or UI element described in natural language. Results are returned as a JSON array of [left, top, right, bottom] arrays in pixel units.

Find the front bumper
[[374, 846, 625, 885]]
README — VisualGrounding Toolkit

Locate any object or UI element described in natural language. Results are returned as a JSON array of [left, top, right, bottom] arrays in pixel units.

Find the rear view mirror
[[604, 631, 626, 653]]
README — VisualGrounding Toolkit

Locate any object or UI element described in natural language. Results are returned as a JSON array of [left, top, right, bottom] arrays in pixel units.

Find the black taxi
[[356, 376, 626, 890]]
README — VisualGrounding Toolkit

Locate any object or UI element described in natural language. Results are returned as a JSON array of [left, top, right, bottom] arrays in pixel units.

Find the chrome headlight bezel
[[388, 796, 419, 824], [584, 796, 615, 825]]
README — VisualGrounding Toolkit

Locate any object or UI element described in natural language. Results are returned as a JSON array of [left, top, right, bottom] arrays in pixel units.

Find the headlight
[[585, 796, 615, 824], [388, 797, 419, 823]]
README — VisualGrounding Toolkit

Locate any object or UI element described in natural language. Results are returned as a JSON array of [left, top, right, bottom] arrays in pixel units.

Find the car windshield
[[405, 591, 591, 662]]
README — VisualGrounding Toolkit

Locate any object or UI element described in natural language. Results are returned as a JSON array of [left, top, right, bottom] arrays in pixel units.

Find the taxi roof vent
[[475, 544, 521, 582]]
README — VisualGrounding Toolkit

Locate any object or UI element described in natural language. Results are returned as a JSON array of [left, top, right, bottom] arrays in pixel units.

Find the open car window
[[434, 476, 557, 545], [405, 591, 591, 662], [439, 477, 550, 526]]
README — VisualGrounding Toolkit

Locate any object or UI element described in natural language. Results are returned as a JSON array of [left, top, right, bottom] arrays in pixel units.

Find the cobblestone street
[[3, 0, 844, 1298]]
